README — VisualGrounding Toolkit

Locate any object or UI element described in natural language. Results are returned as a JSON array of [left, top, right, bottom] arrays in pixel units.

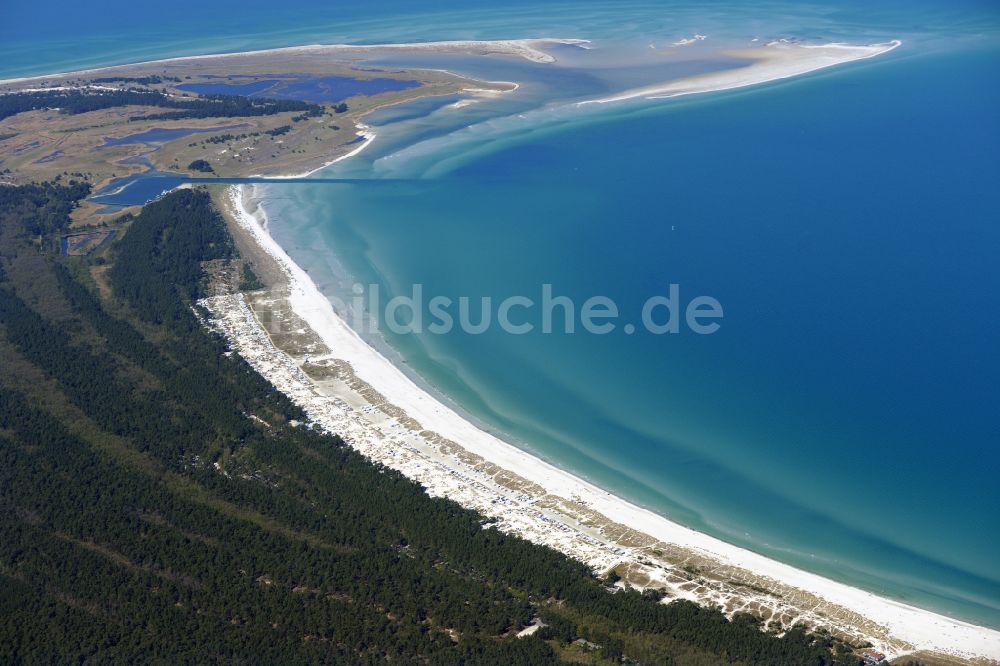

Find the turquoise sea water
[[8, 0, 998, 628]]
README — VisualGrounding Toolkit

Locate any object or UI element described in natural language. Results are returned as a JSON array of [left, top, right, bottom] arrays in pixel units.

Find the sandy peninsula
[[0, 38, 555, 221]]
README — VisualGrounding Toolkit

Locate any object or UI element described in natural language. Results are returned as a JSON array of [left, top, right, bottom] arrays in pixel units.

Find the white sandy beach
[[196, 181, 1000, 663]]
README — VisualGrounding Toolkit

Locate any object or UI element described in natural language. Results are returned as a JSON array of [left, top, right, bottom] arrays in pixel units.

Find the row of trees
[[0, 180, 90, 235], [92, 75, 182, 84], [0, 89, 322, 122]]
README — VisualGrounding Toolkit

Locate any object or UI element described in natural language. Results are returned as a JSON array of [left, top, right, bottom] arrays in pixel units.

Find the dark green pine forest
[[0, 184, 871, 664]]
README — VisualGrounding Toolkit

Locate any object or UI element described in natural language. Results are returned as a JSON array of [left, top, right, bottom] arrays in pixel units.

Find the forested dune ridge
[[0, 185, 879, 664], [0, 88, 322, 122]]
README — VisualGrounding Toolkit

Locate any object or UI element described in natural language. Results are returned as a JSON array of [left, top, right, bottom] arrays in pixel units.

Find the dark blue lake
[[100, 124, 250, 147]]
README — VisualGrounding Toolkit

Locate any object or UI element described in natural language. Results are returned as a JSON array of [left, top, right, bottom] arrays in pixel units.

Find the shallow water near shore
[[9, 0, 999, 629], [262, 43, 1000, 627]]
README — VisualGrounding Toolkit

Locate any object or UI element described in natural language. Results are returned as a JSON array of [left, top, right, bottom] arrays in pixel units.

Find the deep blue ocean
[[7, 0, 998, 628]]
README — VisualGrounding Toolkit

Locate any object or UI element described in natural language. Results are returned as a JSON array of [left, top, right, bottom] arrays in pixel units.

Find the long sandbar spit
[[581, 40, 902, 104], [0, 38, 588, 87]]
